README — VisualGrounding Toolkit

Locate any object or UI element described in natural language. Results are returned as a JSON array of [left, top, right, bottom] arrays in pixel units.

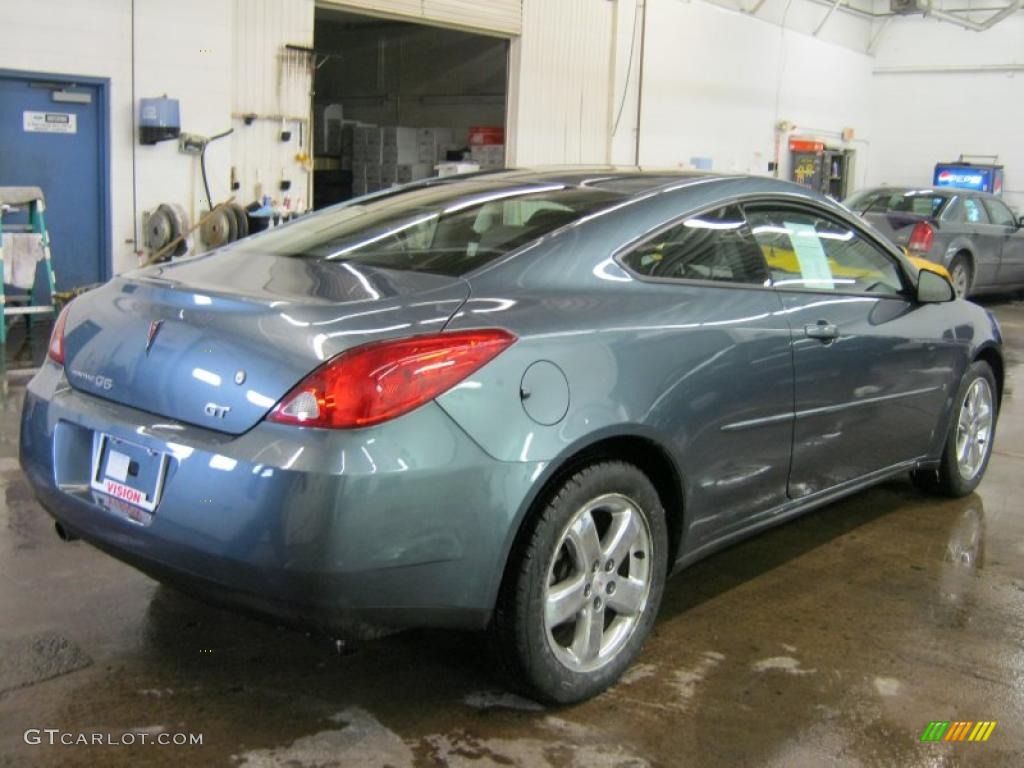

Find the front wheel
[[912, 361, 997, 497], [492, 461, 668, 704]]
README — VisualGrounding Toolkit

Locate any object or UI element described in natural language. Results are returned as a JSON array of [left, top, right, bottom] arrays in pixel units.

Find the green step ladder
[[0, 187, 58, 345]]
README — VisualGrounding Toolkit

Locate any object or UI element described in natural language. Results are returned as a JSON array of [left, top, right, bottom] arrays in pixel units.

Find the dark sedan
[[845, 185, 1024, 298], [22, 169, 1002, 703]]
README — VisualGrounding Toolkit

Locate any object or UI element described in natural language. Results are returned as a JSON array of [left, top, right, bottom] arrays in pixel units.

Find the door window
[[983, 198, 1017, 227], [745, 207, 905, 295], [620, 205, 769, 285], [962, 197, 990, 224]]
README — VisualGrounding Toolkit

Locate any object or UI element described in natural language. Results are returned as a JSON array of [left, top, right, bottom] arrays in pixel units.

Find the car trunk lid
[[861, 211, 936, 247], [61, 249, 470, 435]]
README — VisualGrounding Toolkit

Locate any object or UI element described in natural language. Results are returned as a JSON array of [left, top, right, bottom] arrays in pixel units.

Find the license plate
[[90, 433, 168, 513]]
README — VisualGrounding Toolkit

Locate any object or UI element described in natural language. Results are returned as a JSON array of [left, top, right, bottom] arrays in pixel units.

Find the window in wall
[[746, 207, 904, 295], [620, 205, 769, 285]]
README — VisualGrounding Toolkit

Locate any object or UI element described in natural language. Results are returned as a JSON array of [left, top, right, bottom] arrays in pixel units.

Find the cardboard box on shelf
[[436, 162, 480, 177], [470, 144, 504, 169], [469, 126, 504, 146], [381, 126, 417, 146], [416, 127, 455, 164], [418, 127, 454, 144], [382, 145, 418, 164], [396, 163, 433, 183]]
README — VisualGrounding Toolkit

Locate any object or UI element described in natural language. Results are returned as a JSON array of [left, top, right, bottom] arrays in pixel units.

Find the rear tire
[[949, 253, 973, 298], [911, 361, 997, 497], [492, 461, 668, 704]]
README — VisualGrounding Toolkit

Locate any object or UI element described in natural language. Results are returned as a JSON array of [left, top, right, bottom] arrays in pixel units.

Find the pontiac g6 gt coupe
[[21, 170, 1002, 703]]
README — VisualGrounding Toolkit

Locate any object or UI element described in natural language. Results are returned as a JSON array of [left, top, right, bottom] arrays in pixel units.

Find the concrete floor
[[2, 302, 1024, 768]]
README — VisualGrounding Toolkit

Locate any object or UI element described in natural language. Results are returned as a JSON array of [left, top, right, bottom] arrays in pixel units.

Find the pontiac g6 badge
[[145, 320, 164, 354]]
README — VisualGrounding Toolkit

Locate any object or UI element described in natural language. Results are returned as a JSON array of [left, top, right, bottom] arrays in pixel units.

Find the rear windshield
[[845, 189, 949, 218], [234, 182, 624, 277]]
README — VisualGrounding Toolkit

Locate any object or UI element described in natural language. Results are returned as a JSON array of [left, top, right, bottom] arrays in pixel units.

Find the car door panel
[[961, 196, 1004, 289], [778, 294, 958, 497], [745, 203, 959, 498], [983, 197, 1024, 286]]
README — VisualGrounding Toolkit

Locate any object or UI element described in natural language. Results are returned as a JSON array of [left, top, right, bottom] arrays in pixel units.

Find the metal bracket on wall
[[284, 44, 336, 70], [232, 112, 310, 124]]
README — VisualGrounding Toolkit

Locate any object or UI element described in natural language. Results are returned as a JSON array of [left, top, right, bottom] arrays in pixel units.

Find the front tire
[[493, 461, 668, 704], [912, 361, 997, 497]]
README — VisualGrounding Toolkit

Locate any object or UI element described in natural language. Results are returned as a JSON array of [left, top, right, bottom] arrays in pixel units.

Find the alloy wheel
[[543, 493, 652, 673], [955, 377, 994, 481], [951, 264, 969, 298]]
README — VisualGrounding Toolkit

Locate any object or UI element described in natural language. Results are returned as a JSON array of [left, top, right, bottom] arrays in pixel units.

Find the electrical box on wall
[[139, 97, 181, 145]]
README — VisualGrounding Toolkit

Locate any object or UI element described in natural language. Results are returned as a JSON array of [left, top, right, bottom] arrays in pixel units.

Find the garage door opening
[[312, 7, 509, 209]]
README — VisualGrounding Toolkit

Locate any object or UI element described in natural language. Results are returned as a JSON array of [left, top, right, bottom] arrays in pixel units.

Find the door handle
[[804, 321, 839, 342]]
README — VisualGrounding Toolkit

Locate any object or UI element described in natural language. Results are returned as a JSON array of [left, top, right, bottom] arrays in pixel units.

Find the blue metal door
[[0, 72, 108, 289]]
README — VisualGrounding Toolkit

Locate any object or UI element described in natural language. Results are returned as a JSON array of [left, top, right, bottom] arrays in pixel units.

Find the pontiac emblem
[[145, 320, 163, 354]]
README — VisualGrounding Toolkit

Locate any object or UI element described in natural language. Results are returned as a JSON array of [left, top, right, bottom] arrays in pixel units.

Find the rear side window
[[746, 207, 904, 295], [620, 205, 769, 286], [233, 184, 624, 277], [847, 190, 948, 218]]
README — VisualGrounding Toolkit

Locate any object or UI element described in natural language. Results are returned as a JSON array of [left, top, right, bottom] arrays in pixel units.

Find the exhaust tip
[[54, 522, 78, 542]]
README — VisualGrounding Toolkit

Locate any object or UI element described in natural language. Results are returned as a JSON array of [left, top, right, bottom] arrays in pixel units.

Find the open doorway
[[312, 8, 509, 208]]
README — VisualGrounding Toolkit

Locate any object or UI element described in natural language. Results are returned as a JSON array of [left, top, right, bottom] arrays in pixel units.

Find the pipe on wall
[[874, 62, 1024, 74], [634, 0, 647, 167]]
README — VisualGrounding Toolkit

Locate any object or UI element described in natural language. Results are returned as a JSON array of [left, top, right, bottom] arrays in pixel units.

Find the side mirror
[[1018, 215, 1024, 228], [917, 268, 955, 303]]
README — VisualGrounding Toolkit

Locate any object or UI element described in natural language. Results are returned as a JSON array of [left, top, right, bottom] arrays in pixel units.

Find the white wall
[[508, 0, 615, 166], [0, 0, 311, 277], [231, 0, 315, 214], [5, 0, 1021, 279], [632, 0, 874, 188], [867, 14, 1024, 211], [511, 0, 876, 184]]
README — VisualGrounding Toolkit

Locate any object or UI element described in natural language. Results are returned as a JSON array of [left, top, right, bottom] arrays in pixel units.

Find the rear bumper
[[19, 361, 543, 634]]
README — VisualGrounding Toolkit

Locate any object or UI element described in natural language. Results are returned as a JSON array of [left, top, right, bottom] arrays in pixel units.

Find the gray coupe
[[21, 169, 1002, 702]]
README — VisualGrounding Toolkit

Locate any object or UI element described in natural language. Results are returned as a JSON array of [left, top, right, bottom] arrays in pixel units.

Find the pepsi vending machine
[[933, 161, 1004, 195]]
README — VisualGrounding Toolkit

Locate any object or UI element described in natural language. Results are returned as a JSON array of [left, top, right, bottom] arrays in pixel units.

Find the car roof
[[426, 167, 832, 202], [477, 167, 727, 195], [854, 186, 1004, 200]]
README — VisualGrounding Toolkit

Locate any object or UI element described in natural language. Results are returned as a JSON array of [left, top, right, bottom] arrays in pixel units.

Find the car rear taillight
[[47, 303, 71, 365], [908, 221, 935, 253], [268, 329, 517, 429]]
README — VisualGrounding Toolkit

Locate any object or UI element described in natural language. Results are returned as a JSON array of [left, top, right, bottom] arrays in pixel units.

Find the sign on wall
[[23, 111, 77, 134]]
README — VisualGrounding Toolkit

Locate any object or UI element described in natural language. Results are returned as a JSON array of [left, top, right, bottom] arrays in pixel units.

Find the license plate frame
[[89, 433, 168, 513]]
